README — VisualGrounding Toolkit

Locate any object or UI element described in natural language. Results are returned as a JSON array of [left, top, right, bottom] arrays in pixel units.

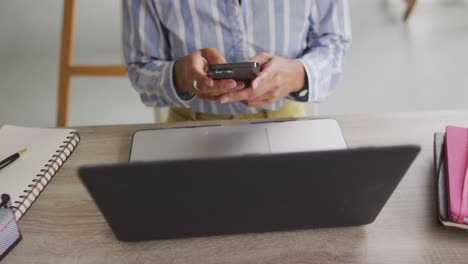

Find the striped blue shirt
[[122, 0, 351, 115]]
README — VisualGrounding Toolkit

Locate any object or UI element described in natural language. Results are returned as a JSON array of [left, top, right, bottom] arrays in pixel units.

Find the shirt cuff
[[287, 59, 312, 102], [164, 61, 195, 107]]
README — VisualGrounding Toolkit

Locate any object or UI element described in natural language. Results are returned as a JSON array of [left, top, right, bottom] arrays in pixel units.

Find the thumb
[[251, 59, 274, 90], [191, 53, 214, 87], [200, 48, 226, 64]]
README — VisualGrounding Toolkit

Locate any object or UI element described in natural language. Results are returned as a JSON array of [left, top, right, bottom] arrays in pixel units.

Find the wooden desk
[[5, 111, 468, 264]]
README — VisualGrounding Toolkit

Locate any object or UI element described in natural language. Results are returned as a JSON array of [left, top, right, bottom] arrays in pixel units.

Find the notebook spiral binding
[[10, 131, 81, 220]]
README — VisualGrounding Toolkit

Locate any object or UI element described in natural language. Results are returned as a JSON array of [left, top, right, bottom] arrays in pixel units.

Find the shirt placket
[[225, 0, 249, 62]]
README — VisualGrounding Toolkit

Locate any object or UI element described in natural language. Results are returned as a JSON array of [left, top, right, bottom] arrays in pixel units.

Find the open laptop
[[78, 120, 420, 241]]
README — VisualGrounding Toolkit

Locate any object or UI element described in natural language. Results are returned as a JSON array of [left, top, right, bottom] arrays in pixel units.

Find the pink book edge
[[461, 165, 468, 224], [445, 126, 468, 224], [460, 129, 468, 224]]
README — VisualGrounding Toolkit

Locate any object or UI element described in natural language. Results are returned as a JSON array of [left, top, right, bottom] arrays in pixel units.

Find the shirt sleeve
[[291, 0, 352, 103], [122, 0, 193, 108]]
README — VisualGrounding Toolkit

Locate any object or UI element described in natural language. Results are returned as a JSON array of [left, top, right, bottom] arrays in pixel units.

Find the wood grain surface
[[5, 110, 468, 264]]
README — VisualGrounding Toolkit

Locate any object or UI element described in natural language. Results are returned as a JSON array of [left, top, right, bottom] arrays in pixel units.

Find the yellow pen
[[0, 148, 27, 171]]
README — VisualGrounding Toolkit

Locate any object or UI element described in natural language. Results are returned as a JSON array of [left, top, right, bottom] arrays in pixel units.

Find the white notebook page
[[0, 125, 75, 211]]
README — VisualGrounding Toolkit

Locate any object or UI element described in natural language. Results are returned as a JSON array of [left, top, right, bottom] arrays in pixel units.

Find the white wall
[[0, 0, 153, 127]]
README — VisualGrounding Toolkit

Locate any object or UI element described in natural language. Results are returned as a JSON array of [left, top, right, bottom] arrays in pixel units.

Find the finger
[[248, 52, 273, 65], [212, 79, 237, 90], [200, 48, 226, 64], [190, 67, 214, 94], [197, 94, 222, 101], [241, 94, 269, 107], [196, 80, 245, 96], [195, 79, 236, 94], [243, 86, 286, 107], [242, 92, 277, 107], [204, 81, 245, 96], [189, 53, 215, 91], [220, 87, 256, 104], [192, 75, 214, 94], [251, 60, 274, 91]]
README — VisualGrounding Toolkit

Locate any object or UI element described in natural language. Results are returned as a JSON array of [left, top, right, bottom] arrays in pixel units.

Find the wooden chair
[[404, 0, 417, 21], [56, 0, 126, 127]]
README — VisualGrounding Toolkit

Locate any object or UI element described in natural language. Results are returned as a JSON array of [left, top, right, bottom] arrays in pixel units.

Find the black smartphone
[[207, 62, 260, 84]]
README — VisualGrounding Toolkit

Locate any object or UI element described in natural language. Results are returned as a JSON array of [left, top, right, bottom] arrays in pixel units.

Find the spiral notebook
[[0, 125, 80, 220]]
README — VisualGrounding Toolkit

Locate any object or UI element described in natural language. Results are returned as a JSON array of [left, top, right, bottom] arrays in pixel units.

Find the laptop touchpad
[[130, 126, 270, 162]]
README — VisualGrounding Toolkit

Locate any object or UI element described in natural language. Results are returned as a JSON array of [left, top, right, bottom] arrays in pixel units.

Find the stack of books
[[433, 126, 468, 229]]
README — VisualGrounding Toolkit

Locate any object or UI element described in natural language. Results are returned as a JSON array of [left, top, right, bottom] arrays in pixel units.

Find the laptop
[[78, 120, 420, 241]]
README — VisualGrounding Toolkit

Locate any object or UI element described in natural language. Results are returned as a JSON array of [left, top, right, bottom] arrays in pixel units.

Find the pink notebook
[[445, 126, 468, 224]]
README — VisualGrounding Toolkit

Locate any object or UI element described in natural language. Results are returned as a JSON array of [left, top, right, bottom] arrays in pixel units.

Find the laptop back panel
[[79, 146, 419, 241]]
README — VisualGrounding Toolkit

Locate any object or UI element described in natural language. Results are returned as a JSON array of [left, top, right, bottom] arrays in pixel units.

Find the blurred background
[[0, 0, 467, 127]]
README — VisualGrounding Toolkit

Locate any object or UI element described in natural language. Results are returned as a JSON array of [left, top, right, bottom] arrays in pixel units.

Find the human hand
[[174, 48, 245, 100], [219, 53, 305, 107]]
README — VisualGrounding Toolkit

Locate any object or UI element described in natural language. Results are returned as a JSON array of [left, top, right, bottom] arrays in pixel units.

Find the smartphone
[[207, 62, 260, 84]]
